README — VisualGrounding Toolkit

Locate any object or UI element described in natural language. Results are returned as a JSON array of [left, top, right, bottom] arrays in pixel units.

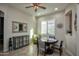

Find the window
[[48, 20, 55, 35], [41, 21, 47, 34], [41, 19, 55, 36]]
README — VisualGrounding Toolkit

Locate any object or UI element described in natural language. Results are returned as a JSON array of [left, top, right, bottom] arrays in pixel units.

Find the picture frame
[[23, 23, 27, 32], [19, 23, 23, 32], [12, 21, 28, 33], [12, 22, 19, 32]]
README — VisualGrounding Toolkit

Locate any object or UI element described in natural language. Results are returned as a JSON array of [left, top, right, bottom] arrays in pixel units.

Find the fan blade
[[38, 6, 46, 9], [25, 6, 33, 8]]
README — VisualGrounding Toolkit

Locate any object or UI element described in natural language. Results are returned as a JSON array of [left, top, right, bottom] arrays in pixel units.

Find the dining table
[[41, 38, 58, 44], [41, 38, 58, 54]]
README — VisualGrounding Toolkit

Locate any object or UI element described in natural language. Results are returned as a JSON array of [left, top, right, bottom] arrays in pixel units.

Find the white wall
[[0, 4, 33, 52], [37, 4, 77, 56], [0, 3, 77, 55], [37, 11, 65, 46], [64, 4, 77, 55], [77, 4, 79, 56]]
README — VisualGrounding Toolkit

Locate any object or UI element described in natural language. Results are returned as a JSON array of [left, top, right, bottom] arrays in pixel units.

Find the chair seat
[[53, 44, 64, 49], [54, 44, 60, 48], [39, 46, 49, 52], [39, 48, 45, 51]]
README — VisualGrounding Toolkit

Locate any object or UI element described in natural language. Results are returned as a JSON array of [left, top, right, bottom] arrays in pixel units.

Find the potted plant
[[32, 34, 37, 44]]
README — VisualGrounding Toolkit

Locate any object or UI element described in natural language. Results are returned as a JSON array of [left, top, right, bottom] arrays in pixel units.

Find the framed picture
[[12, 22, 19, 32], [19, 23, 23, 32], [23, 24, 27, 32], [12, 21, 28, 33]]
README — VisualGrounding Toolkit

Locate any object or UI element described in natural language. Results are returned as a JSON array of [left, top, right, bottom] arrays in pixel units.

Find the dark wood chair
[[37, 37, 48, 56], [52, 41, 63, 56]]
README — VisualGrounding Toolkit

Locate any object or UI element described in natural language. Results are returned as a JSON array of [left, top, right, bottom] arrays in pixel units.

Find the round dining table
[[42, 38, 58, 44], [42, 38, 58, 54]]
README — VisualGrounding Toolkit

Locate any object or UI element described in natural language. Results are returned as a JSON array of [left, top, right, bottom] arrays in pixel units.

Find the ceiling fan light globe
[[36, 6, 38, 9]]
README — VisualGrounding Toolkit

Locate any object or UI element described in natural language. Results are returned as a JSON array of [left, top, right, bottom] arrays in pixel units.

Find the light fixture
[[54, 8, 58, 11], [33, 6, 38, 9], [25, 3, 46, 12]]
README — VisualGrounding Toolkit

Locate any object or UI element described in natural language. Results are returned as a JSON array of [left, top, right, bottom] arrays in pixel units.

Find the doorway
[[0, 10, 4, 52]]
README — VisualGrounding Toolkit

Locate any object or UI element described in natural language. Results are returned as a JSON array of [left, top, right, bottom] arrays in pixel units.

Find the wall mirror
[[65, 10, 72, 35]]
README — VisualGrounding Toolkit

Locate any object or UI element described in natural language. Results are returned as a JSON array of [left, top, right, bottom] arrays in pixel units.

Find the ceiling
[[9, 3, 69, 16]]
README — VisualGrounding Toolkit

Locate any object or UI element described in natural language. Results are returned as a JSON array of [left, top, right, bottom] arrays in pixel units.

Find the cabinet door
[[23, 36, 29, 46], [19, 37, 23, 47], [15, 37, 19, 48], [26, 36, 29, 45], [15, 38, 18, 48], [23, 36, 27, 46], [13, 37, 16, 49]]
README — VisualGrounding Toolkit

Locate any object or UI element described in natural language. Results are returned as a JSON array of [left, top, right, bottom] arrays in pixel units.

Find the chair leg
[[37, 48, 39, 56], [44, 52, 46, 56], [59, 49, 63, 56], [52, 46, 54, 54], [37, 51, 39, 56]]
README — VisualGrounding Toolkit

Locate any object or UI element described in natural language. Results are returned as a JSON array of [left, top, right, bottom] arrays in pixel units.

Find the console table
[[9, 35, 29, 50]]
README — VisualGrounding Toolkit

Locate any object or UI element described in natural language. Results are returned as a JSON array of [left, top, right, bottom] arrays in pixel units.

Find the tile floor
[[0, 43, 67, 56]]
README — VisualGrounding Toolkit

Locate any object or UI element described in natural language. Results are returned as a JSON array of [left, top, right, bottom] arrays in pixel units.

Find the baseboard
[[65, 49, 74, 56], [3, 48, 8, 52]]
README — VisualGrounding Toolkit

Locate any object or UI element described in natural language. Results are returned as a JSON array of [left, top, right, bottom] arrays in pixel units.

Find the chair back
[[39, 39, 45, 48], [60, 41, 63, 48], [49, 35, 55, 39], [37, 36, 46, 51], [37, 36, 39, 48], [41, 34, 48, 41]]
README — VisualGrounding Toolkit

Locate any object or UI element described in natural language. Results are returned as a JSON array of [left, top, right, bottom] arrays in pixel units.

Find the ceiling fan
[[25, 3, 46, 12]]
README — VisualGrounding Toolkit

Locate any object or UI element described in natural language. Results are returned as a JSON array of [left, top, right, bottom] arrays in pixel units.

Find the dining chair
[[37, 37, 48, 56], [49, 35, 55, 39], [52, 40, 63, 56]]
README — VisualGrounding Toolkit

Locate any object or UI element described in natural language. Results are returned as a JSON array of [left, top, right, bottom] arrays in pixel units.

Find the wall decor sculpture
[[57, 23, 63, 28]]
